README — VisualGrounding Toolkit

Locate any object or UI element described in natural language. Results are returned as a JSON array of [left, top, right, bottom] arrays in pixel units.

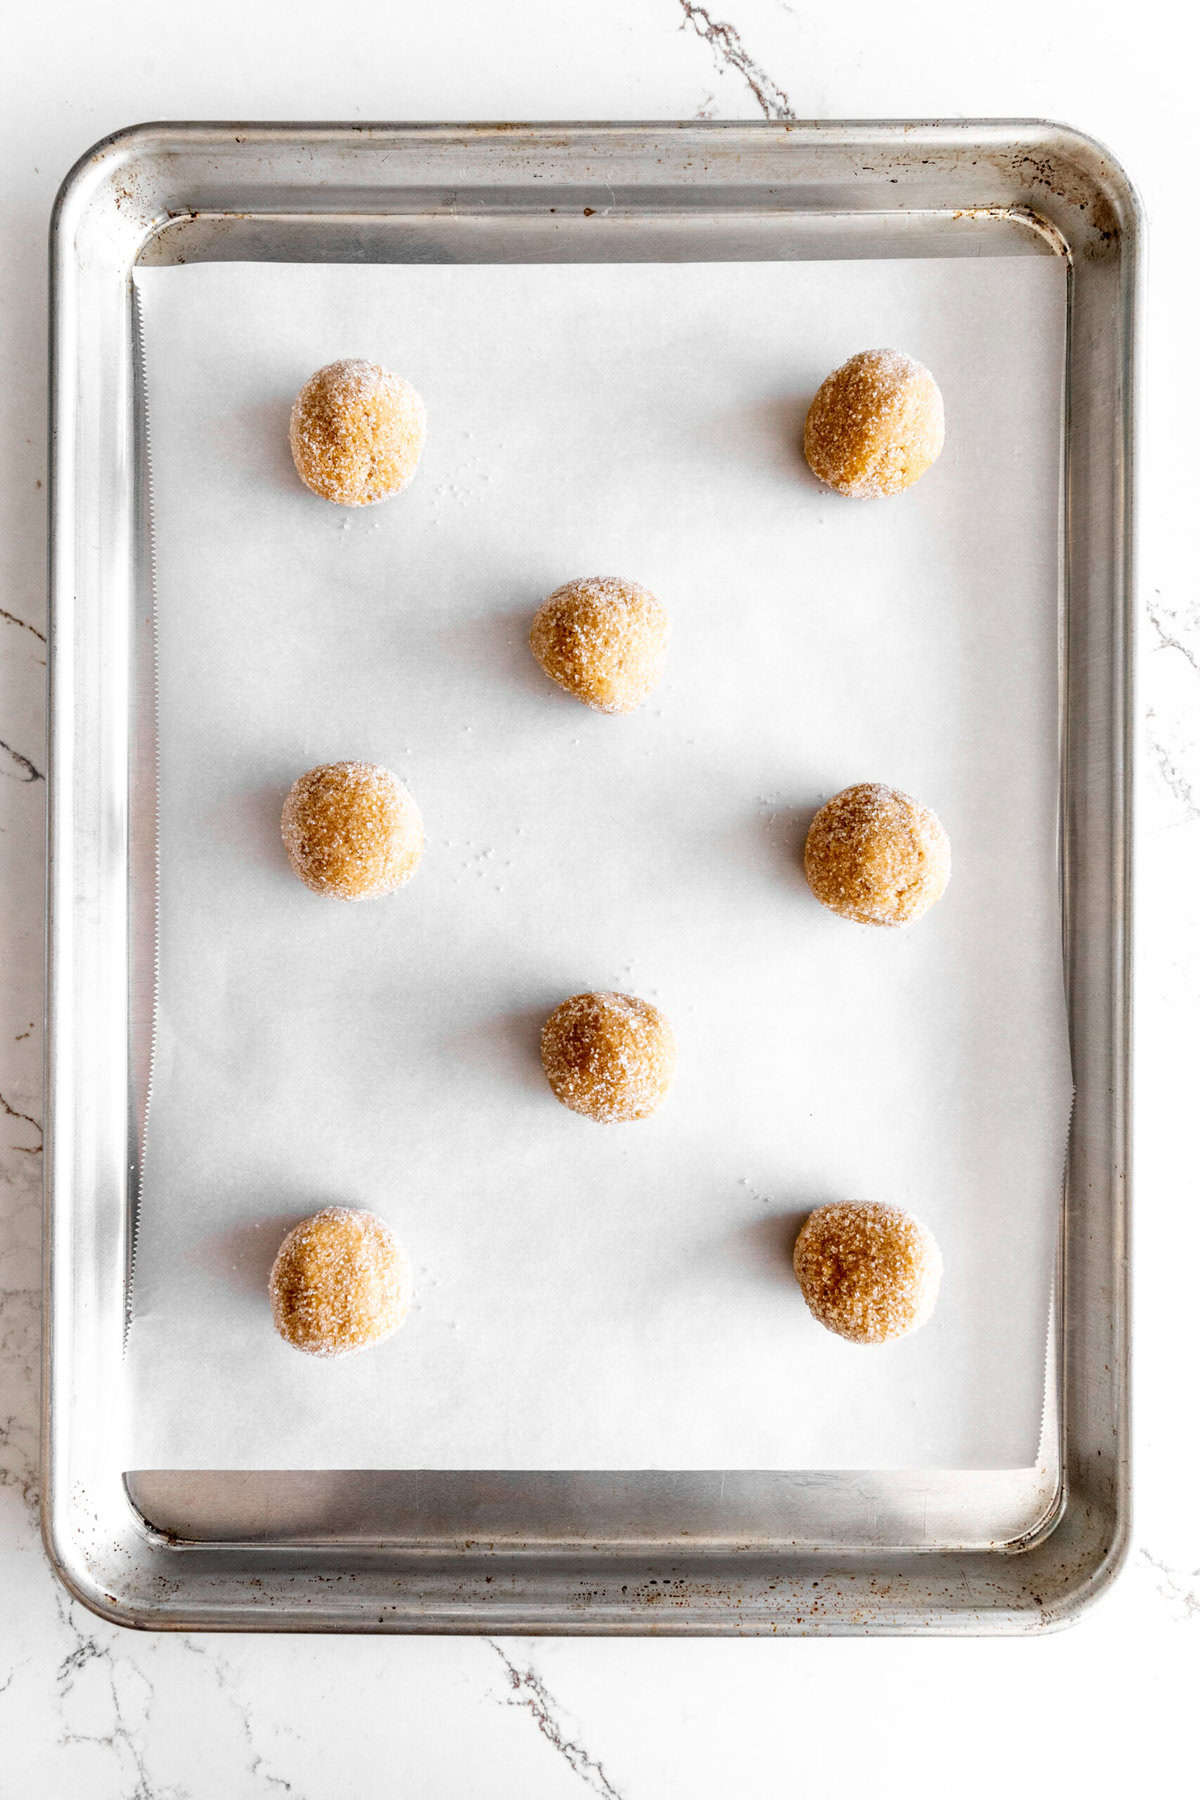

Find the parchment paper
[[128, 255, 1071, 1470]]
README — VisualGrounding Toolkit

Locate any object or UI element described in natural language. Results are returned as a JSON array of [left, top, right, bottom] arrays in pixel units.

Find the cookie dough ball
[[289, 359, 426, 506], [530, 576, 669, 715], [793, 1201, 942, 1344], [541, 991, 676, 1122], [281, 760, 423, 901], [804, 349, 944, 499], [269, 1206, 411, 1357], [804, 782, 949, 927]]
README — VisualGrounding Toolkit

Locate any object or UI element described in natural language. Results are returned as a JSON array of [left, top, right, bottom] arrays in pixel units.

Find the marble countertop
[[2, 0, 1195, 1791]]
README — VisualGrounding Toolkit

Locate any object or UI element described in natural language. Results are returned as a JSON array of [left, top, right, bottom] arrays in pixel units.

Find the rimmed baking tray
[[44, 121, 1137, 1634]]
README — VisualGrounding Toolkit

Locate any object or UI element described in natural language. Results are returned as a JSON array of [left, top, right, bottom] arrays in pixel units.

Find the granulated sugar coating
[[281, 760, 423, 900], [269, 1206, 411, 1357], [530, 576, 669, 714], [793, 1201, 942, 1345], [803, 348, 944, 499], [289, 359, 426, 506], [541, 991, 676, 1122], [804, 781, 950, 927]]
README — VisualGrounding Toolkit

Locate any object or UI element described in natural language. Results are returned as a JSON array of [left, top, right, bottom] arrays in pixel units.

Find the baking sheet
[[127, 256, 1070, 1471]]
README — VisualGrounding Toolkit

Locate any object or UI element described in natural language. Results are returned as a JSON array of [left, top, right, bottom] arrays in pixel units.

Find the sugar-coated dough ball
[[804, 782, 949, 927], [269, 1206, 411, 1357], [281, 760, 423, 901], [541, 991, 676, 1122], [793, 1201, 942, 1344], [289, 359, 426, 506], [530, 576, 669, 714], [804, 348, 944, 499]]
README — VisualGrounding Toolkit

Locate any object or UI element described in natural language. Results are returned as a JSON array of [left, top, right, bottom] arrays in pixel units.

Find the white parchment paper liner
[[127, 256, 1071, 1470]]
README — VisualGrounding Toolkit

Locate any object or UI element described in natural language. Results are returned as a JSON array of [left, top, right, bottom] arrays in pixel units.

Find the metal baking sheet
[[44, 121, 1138, 1634]]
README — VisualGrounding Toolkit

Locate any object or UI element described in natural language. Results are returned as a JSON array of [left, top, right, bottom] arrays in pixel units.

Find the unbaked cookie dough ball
[[804, 782, 949, 927], [269, 1205, 411, 1357], [804, 349, 944, 499], [793, 1201, 942, 1345], [530, 576, 669, 715], [541, 991, 676, 1122], [289, 359, 426, 506], [281, 760, 423, 901]]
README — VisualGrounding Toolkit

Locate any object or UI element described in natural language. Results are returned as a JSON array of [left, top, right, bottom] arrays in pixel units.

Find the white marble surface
[[1, 0, 1196, 1791]]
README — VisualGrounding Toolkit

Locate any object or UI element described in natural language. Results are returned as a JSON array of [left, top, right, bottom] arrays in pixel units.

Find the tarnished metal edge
[[125, 284, 161, 1347]]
